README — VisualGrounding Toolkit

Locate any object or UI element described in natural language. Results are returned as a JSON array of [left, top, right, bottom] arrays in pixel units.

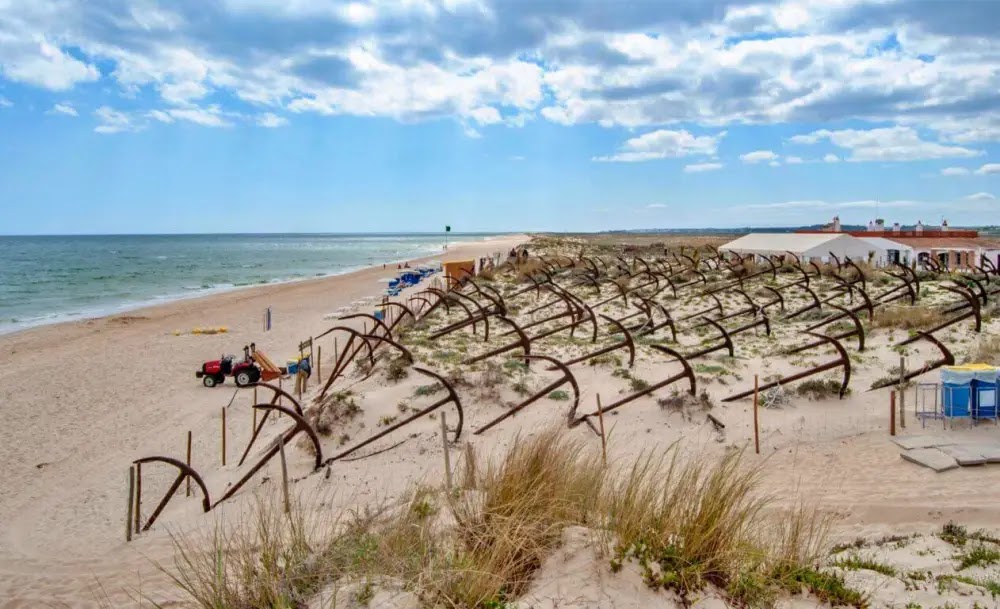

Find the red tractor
[[196, 345, 262, 388]]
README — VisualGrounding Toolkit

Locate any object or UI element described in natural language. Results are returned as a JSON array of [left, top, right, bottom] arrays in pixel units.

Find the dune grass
[[155, 429, 859, 608]]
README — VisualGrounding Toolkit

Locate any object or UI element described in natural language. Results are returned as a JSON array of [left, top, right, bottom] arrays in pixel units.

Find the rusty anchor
[[474, 355, 581, 434], [722, 332, 851, 402], [573, 345, 696, 426], [869, 332, 955, 390], [326, 367, 463, 463], [132, 456, 211, 531]]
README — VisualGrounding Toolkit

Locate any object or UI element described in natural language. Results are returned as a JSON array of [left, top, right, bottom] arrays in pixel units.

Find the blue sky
[[0, 0, 998, 234]]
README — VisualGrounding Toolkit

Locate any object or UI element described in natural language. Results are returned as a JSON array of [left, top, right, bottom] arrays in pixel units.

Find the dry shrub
[[969, 335, 1000, 365], [385, 356, 409, 382], [159, 428, 849, 609], [873, 305, 945, 330], [475, 361, 505, 401], [515, 258, 546, 282], [307, 390, 361, 436], [795, 378, 848, 400], [445, 429, 604, 606]]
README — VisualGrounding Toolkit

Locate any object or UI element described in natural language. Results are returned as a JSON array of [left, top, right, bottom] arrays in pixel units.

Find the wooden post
[[890, 390, 897, 436], [221, 408, 227, 467], [440, 413, 453, 493], [753, 374, 760, 455], [898, 356, 906, 429], [126, 466, 135, 542], [316, 346, 322, 385], [185, 430, 192, 497], [134, 462, 142, 534], [596, 393, 608, 467], [278, 435, 290, 515], [278, 377, 283, 410], [252, 403, 257, 433]]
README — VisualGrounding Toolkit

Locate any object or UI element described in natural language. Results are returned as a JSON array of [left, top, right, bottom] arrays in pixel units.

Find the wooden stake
[[126, 466, 134, 543], [134, 462, 142, 534], [753, 374, 760, 455], [898, 356, 906, 429], [890, 390, 897, 436], [185, 430, 192, 497], [252, 404, 257, 434], [596, 393, 607, 467], [278, 435, 290, 515], [440, 413, 453, 493], [221, 408, 227, 467], [317, 346, 322, 385]]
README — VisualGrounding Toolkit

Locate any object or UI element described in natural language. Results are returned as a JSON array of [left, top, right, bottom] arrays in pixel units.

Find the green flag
[[445, 225, 451, 232]]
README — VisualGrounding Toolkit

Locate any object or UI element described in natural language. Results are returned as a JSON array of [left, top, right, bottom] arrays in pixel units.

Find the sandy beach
[[3, 233, 1000, 609], [0, 235, 525, 608]]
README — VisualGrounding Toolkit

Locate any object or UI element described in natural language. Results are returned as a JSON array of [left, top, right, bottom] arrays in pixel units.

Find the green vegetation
[[831, 554, 897, 576]]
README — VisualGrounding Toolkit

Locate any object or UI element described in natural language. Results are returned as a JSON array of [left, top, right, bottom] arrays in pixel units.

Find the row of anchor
[[130, 245, 992, 531]]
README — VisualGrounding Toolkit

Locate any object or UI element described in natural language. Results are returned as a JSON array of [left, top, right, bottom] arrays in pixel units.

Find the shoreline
[[0, 235, 521, 340]]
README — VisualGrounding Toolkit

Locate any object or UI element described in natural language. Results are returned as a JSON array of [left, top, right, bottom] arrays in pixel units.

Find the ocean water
[[0, 233, 499, 335]]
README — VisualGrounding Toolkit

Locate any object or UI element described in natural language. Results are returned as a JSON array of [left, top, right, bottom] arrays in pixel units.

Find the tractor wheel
[[249, 368, 261, 383], [203, 375, 218, 388], [235, 370, 253, 387]]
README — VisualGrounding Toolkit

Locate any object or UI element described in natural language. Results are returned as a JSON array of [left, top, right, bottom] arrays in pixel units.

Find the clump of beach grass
[[154, 428, 856, 609]]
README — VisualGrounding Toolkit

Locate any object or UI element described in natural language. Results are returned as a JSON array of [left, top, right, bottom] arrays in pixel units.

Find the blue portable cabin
[[941, 365, 1000, 425]]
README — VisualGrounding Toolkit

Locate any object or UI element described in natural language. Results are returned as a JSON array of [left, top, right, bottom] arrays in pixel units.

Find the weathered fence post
[[221, 407, 227, 467], [185, 431, 192, 497], [890, 390, 897, 436], [278, 435, 290, 515], [126, 466, 135, 542], [753, 375, 760, 454], [596, 393, 608, 467], [440, 413, 452, 493]]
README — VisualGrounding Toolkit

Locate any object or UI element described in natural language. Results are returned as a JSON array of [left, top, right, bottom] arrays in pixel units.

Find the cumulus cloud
[[684, 162, 724, 173], [0, 40, 99, 91], [0, 0, 997, 142], [976, 163, 1000, 175], [94, 106, 142, 134], [594, 129, 724, 162], [740, 150, 778, 164], [256, 112, 288, 127], [48, 103, 78, 116], [789, 127, 982, 162], [941, 167, 971, 176], [965, 192, 996, 201], [823, 154, 841, 163]]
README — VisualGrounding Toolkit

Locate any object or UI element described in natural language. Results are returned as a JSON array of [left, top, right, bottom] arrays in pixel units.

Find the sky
[[0, 0, 998, 235]]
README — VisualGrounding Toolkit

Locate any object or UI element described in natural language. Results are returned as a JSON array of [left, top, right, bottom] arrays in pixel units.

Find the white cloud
[[768, 160, 780, 167], [941, 167, 971, 176], [147, 105, 232, 127], [965, 192, 996, 201], [48, 103, 78, 116], [467, 106, 502, 125], [93, 106, 142, 134], [785, 156, 804, 164], [1, 0, 999, 143], [740, 150, 779, 164], [823, 154, 841, 163], [789, 127, 982, 162], [0, 96, 11, 108], [147, 109, 174, 123], [256, 112, 288, 128], [509, 155, 525, 161], [646, 203, 667, 208], [976, 164, 1000, 175], [594, 129, 724, 162], [0, 41, 99, 91], [684, 162, 724, 173]]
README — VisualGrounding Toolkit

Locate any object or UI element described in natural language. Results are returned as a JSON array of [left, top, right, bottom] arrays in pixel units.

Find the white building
[[720, 233, 886, 264]]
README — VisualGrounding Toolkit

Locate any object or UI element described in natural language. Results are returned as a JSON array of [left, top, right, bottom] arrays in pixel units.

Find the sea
[[0, 233, 502, 335]]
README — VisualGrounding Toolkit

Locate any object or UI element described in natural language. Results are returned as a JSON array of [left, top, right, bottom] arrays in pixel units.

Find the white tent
[[720, 233, 886, 264]]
